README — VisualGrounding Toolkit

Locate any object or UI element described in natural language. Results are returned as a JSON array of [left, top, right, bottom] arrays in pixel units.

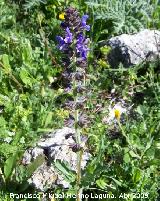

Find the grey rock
[[22, 127, 90, 191], [105, 29, 160, 67]]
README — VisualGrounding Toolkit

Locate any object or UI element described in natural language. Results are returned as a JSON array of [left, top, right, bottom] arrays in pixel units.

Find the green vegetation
[[0, 0, 160, 200]]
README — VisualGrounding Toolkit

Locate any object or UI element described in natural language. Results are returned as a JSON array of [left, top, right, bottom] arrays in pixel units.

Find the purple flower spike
[[56, 8, 90, 65], [81, 15, 90, 31], [56, 36, 65, 50], [64, 27, 73, 43], [76, 33, 89, 60], [81, 15, 88, 26], [56, 28, 73, 51]]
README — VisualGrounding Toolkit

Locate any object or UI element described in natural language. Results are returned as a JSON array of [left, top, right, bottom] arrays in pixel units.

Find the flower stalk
[[56, 7, 90, 200]]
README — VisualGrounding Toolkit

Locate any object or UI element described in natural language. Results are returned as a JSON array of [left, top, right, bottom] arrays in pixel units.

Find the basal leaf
[[26, 155, 45, 178], [4, 152, 18, 179]]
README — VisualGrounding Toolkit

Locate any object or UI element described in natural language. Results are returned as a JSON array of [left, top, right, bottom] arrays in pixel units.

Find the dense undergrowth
[[0, 0, 160, 200]]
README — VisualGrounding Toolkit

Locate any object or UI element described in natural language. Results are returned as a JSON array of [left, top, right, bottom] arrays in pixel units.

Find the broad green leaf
[[12, 130, 22, 145], [0, 94, 9, 105], [4, 152, 18, 179], [132, 168, 142, 183], [155, 142, 160, 149], [2, 54, 11, 74], [123, 153, 130, 163], [54, 160, 76, 183], [129, 150, 141, 159], [26, 155, 45, 178], [146, 148, 155, 159], [19, 68, 33, 87], [136, 105, 145, 116], [144, 137, 153, 152], [96, 178, 107, 189]]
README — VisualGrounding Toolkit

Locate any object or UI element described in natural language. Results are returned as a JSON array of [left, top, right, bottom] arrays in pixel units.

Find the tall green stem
[[74, 78, 83, 201], [118, 120, 134, 150], [76, 150, 83, 201]]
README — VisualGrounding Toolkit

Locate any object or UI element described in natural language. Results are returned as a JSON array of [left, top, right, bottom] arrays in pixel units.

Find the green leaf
[[146, 148, 155, 159], [21, 40, 32, 64], [12, 130, 22, 145], [155, 142, 160, 149], [143, 137, 154, 156], [149, 159, 160, 165], [96, 178, 107, 189], [54, 160, 76, 183], [2, 54, 11, 74], [0, 144, 17, 157], [123, 152, 130, 163], [19, 68, 33, 87], [0, 116, 7, 127], [136, 105, 145, 116], [110, 177, 123, 187], [4, 152, 18, 179], [26, 155, 45, 178], [44, 112, 53, 127], [132, 168, 142, 183], [129, 150, 141, 159]]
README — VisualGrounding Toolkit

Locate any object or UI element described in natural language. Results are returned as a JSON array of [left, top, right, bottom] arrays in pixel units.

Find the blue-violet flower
[[81, 15, 90, 31], [76, 34, 89, 60]]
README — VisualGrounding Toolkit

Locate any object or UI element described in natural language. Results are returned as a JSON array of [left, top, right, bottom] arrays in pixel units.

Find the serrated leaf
[[0, 144, 17, 157]]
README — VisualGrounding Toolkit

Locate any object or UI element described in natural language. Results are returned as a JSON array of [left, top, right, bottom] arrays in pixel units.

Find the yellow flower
[[59, 12, 65, 20], [56, 109, 69, 118], [114, 109, 121, 119], [110, 104, 126, 121]]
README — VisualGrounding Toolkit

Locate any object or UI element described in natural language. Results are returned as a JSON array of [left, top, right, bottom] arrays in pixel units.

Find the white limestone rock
[[22, 127, 90, 191], [105, 29, 160, 67]]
